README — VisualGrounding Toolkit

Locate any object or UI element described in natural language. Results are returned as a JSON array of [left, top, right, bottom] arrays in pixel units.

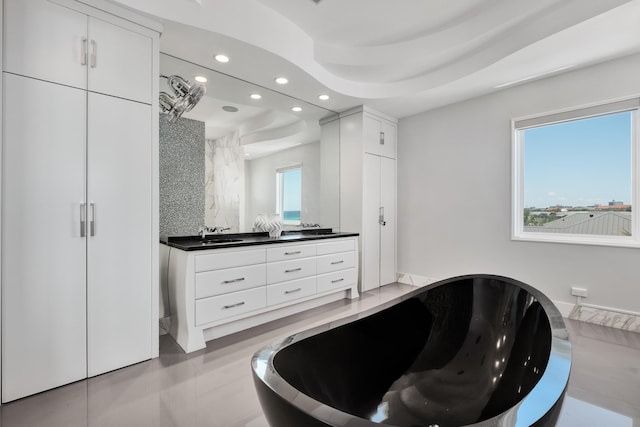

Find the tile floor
[[0, 283, 638, 427]]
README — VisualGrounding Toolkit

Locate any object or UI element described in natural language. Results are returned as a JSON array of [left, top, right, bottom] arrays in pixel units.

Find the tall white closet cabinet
[[336, 107, 397, 292], [1, 0, 160, 402]]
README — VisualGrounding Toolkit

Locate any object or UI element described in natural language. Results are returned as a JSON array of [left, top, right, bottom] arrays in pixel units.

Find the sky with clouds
[[523, 111, 632, 208]]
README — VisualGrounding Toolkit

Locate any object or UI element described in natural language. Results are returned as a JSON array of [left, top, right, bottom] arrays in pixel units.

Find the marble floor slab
[[1, 283, 638, 427]]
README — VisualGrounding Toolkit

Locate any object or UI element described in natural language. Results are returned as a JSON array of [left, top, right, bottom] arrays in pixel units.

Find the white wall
[[397, 53, 640, 313], [320, 118, 341, 231], [245, 141, 321, 230]]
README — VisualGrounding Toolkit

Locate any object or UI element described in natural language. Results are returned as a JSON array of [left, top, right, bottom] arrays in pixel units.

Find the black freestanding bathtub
[[252, 274, 571, 427]]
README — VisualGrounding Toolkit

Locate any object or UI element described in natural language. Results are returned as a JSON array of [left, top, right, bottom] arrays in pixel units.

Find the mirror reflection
[[159, 53, 340, 237]]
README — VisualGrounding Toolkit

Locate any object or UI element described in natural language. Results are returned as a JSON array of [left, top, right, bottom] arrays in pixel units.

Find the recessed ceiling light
[[318, 94, 330, 101], [214, 54, 230, 63], [274, 77, 288, 85], [292, 106, 302, 112], [250, 93, 262, 100], [222, 106, 239, 112], [194, 76, 207, 83]]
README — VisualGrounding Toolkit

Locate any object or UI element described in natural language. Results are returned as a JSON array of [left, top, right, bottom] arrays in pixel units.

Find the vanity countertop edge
[[160, 231, 359, 251]]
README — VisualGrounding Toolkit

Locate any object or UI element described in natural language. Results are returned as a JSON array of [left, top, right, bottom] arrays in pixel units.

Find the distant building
[[596, 202, 631, 211], [524, 212, 631, 236]]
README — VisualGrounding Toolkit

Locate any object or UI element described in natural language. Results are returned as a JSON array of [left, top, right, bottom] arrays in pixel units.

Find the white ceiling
[[118, 0, 640, 119]]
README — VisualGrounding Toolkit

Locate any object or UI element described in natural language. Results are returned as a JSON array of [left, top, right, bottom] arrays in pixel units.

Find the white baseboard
[[396, 272, 439, 287]]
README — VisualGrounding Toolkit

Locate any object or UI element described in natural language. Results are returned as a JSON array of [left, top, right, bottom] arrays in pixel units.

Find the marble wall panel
[[569, 305, 640, 333], [205, 131, 244, 232]]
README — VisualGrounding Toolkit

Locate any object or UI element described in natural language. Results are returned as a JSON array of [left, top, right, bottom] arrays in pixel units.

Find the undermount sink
[[202, 238, 243, 244], [301, 229, 335, 235]]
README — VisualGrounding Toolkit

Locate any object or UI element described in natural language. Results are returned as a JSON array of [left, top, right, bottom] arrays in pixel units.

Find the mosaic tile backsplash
[[159, 114, 205, 237]]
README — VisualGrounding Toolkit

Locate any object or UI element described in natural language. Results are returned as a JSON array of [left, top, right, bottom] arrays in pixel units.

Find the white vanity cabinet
[[266, 244, 318, 305], [166, 237, 359, 353], [316, 239, 358, 293], [194, 249, 267, 325]]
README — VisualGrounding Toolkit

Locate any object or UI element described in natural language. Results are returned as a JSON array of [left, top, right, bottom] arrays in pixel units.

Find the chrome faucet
[[199, 226, 216, 239], [199, 226, 231, 238], [300, 223, 321, 228]]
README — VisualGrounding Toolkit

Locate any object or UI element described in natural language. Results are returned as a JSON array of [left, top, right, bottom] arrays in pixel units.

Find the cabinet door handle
[[81, 37, 88, 65], [380, 131, 385, 145], [89, 203, 96, 236], [331, 260, 344, 265], [331, 278, 345, 284], [285, 268, 302, 273], [222, 277, 245, 284], [285, 288, 302, 294], [285, 251, 301, 255], [379, 207, 386, 226], [223, 301, 245, 309], [80, 203, 87, 237], [90, 40, 97, 68]]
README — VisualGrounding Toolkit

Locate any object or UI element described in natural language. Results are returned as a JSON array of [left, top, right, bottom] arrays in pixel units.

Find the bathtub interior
[[272, 277, 552, 426]]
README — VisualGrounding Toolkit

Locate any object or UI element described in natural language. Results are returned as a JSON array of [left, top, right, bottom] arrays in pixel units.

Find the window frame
[[276, 164, 302, 226], [511, 97, 640, 248]]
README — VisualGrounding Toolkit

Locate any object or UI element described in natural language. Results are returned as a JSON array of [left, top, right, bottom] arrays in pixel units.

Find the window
[[512, 98, 640, 247], [276, 165, 302, 224]]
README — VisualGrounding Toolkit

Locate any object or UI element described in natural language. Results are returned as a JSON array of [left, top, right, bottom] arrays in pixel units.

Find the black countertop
[[160, 229, 359, 251]]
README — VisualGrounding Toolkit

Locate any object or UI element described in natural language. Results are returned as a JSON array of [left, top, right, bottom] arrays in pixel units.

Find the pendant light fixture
[[159, 74, 206, 121]]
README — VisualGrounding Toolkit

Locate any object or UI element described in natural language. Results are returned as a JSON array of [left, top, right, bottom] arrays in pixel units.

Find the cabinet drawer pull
[[90, 39, 97, 68], [380, 131, 385, 145], [285, 288, 302, 294], [89, 203, 96, 237], [285, 268, 302, 273], [222, 277, 245, 284], [331, 278, 344, 284], [80, 203, 87, 237], [81, 37, 88, 65], [330, 260, 344, 265], [285, 251, 302, 255], [223, 301, 245, 309]]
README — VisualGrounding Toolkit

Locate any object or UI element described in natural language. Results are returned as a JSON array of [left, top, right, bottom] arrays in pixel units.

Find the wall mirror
[[159, 53, 340, 236]]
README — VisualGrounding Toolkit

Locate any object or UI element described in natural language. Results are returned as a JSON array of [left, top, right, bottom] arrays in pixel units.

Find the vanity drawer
[[266, 244, 316, 262], [195, 248, 266, 272], [195, 264, 266, 299], [317, 268, 357, 293], [195, 287, 266, 325], [316, 251, 356, 275], [267, 257, 316, 284], [267, 276, 316, 306], [316, 238, 355, 255]]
